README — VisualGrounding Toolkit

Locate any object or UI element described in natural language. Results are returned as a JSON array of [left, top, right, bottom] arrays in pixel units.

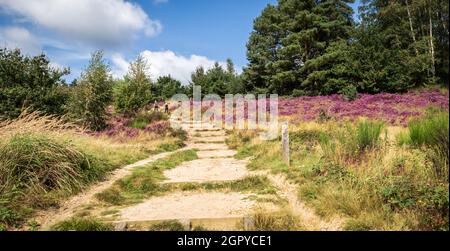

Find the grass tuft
[[51, 217, 113, 231]]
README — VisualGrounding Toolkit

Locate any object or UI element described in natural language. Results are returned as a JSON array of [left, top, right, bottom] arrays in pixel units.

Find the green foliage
[[355, 119, 384, 151], [189, 59, 243, 96], [153, 75, 187, 100], [244, 0, 354, 95], [128, 111, 168, 129], [379, 176, 449, 230], [114, 55, 153, 113], [244, 0, 448, 95], [0, 133, 115, 227], [67, 51, 113, 131], [340, 85, 358, 101], [94, 188, 125, 206], [96, 150, 198, 205], [0, 48, 70, 120], [406, 110, 449, 181], [51, 217, 113, 231]]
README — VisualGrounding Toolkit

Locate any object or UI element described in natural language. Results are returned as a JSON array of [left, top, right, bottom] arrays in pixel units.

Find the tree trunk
[[429, 5, 436, 82], [405, 0, 419, 55]]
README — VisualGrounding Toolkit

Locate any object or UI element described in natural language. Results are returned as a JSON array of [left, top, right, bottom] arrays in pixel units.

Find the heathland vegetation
[[0, 0, 448, 231]]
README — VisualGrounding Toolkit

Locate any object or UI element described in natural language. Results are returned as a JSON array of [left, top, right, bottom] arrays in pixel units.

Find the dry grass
[[0, 111, 184, 229], [230, 117, 449, 231]]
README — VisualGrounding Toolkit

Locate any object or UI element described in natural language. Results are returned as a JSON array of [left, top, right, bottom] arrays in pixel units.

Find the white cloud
[[0, 0, 162, 48], [111, 50, 226, 84], [0, 26, 42, 54], [111, 53, 131, 78]]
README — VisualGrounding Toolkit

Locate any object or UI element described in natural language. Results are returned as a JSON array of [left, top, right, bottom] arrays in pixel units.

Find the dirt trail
[[38, 116, 342, 231], [115, 120, 261, 229], [265, 173, 343, 230], [34, 149, 189, 229]]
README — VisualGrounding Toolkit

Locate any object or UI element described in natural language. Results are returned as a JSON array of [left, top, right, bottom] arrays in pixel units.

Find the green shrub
[[339, 85, 358, 101], [51, 217, 113, 231]]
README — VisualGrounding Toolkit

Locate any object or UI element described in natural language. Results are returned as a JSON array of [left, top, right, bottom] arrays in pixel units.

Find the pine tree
[[244, 0, 355, 95]]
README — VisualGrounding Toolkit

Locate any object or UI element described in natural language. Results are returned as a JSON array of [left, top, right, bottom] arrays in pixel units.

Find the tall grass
[[356, 119, 384, 151], [404, 110, 449, 181], [319, 119, 384, 165], [0, 111, 178, 229]]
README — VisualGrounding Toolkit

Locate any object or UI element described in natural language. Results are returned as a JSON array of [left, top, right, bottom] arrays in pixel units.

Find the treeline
[[242, 0, 449, 95], [0, 48, 188, 130]]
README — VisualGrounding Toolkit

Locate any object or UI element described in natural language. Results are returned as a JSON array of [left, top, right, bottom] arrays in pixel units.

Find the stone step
[[113, 216, 255, 231], [162, 158, 249, 184]]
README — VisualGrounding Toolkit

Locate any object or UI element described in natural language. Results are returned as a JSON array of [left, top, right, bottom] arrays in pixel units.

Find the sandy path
[[114, 121, 261, 225], [162, 158, 249, 183], [34, 148, 189, 229], [40, 117, 341, 231], [120, 192, 255, 222]]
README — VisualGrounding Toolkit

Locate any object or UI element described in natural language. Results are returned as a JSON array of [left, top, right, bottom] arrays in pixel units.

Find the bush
[[0, 112, 162, 229], [339, 85, 358, 101]]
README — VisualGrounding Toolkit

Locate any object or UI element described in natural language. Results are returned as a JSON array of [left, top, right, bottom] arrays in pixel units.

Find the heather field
[[280, 90, 449, 126], [227, 89, 449, 231]]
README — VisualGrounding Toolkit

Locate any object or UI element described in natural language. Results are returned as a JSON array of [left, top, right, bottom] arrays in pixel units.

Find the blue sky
[[0, 0, 361, 84]]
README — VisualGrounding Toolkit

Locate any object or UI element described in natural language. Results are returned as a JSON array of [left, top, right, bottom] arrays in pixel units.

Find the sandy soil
[[189, 143, 230, 151], [119, 192, 256, 222], [197, 149, 237, 158], [162, 158, 249, 183]]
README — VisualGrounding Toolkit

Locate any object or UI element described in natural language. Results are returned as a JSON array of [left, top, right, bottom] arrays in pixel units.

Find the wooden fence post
[[281, 121, 290, 166]]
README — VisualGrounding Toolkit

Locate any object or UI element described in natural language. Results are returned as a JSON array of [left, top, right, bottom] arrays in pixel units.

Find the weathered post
[[281, 121, 290, 166]]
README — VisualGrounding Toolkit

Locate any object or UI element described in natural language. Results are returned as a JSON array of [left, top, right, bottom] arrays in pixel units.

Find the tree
[[188, 59, 243, 96], [68, 51, 113, 131], [153, 75, 186, 100], [114, 55, 152, 113], [244, 0, 355, 95], [0, 48, 70, 119], [329, 0, 448, 93]]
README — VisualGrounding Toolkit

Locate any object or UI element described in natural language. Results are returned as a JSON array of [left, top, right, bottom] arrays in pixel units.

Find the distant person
[[164, 101, 169, 114]]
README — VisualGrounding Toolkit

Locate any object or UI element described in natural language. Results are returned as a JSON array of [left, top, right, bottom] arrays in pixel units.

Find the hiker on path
[[164, 101, 169, 114], [153, 101, 159, 112]]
